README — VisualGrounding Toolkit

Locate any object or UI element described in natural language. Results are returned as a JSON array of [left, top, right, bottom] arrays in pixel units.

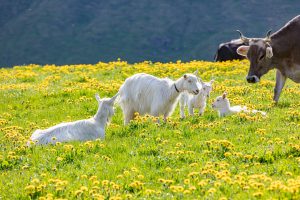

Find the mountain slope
[[0, 0, 299, 67]]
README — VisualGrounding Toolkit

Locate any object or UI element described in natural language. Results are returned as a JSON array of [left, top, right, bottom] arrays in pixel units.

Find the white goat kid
[[118, 72, 200, 124], [180, 79, 214, 118], [29, 93, 118, 145], [212, 92, 266, 117]]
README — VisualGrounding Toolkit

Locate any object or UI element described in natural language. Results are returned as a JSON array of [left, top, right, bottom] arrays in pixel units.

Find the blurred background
[[0, 0, 299, 67]]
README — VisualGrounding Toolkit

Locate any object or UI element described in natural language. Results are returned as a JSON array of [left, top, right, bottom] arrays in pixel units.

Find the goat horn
[[236, 30, 250, 43]]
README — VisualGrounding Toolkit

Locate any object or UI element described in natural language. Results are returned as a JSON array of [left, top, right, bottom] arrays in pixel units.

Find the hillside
[[0, 1, 299, 67]]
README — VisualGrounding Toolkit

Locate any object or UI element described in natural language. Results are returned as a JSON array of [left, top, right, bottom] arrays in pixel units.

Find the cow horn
[[236, 30, 250, 43], [265, 29, 272, 42]]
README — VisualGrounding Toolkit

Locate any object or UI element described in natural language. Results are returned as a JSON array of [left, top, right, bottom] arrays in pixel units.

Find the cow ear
[[266, 47, 273, 58], [237, 45, 249, 56]]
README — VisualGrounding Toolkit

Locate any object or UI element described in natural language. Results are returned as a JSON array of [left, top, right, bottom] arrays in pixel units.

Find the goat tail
[[116, 84, 128, 106], [258, 111, 267, 116], [114, 93, 121, 105]]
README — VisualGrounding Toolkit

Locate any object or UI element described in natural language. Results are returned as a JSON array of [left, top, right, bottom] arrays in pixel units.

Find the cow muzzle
[[246, 75, 260, 83]]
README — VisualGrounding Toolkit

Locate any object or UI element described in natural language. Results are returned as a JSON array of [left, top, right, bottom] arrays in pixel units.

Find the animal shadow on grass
[[272, 101, 291, 108]]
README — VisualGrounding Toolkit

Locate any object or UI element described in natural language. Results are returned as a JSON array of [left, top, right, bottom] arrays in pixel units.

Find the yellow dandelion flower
[[219, 197, 228, 200], [93, 180, 100, 185], [184, 179, 190, 185], [74, 190, 83, 196], [253, 191, 263, 197], [56, 157, 63, 162], [102, 180, 109, 186], [125, 194, 133, 199], [123, 170, 130, 176], [137, 174, 144, 180], [25, 185, 35, 193], [80, 186, 88, 192], [207, 188, 216, 194], [81, 174, 88, 179], [183, 189, 191, 194], [285, 172, 293, 176]]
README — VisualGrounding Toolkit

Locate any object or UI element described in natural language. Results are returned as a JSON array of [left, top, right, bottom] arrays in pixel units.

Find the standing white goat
[[118, 72, 200, 124], [212, 92, 266, 117], [180, 79, 214, 118], [28, 93, 118, 145]]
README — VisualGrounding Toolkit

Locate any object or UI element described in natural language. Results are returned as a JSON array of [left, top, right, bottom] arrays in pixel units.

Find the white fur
[[212, 92, 266, 117], [180, 79, 214, 118], [118, 72, 200, 124], [28, 93, 118, 145]]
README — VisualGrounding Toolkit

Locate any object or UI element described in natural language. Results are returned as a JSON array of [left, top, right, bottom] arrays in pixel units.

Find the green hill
[[0, 1, 299, 67]]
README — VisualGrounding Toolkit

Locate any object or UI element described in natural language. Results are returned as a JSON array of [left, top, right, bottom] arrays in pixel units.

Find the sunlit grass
[[0, 60, 300, 199]]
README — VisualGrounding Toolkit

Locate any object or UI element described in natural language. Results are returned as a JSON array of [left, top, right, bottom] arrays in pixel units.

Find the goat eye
[[188, 80, 192, 83], [217, 99, 219, 102]]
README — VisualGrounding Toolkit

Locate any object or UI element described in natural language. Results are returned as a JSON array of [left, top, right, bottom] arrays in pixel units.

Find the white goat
[[212, 92, 266, 117], [180, 79, 214, 118], [28, 93, 118, 145], [118, 72, 200, 124]]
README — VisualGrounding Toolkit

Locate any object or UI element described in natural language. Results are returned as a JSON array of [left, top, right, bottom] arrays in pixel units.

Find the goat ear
[[237, 45, 249, 56], [193, 70, 199, 77], [199, 78, 204, 85], [183, 74, 187, 79], [266, 47, 273, 58], [210, 79, 215, 84], [95, 94, 101, 102], [222, 92, 227, 99]]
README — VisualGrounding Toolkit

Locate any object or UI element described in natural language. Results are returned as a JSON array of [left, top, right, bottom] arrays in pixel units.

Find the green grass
[[0, 60, 300, 199]]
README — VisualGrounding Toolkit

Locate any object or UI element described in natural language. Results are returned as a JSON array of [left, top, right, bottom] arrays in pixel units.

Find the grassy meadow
[[0, 60, 300, 199]]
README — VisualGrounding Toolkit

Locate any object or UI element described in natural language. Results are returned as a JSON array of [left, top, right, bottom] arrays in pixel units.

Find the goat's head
[[200, 79, 214, 98], [182, 70, 201, 95], [95, 93, 118, 121], [212, 92, 229, 110]]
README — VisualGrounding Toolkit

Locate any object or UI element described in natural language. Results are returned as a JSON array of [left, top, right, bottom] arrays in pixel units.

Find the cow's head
[[236, 30, 274, 83]]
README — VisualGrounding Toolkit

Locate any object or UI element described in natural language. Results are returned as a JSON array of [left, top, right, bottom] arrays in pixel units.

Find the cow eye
[[259, 54, 265, 61]]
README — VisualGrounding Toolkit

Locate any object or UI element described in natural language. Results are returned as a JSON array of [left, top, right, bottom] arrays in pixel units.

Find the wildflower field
[[0, 60, 300, 199]]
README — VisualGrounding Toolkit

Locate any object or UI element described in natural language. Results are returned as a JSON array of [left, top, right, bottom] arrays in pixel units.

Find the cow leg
[[273, 70, 287, 103]]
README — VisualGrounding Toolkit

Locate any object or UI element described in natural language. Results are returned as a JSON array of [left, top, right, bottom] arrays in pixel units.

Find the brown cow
[[236, 15, 300, 102]]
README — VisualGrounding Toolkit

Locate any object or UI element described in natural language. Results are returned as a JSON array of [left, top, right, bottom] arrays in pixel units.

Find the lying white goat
[[118, 72, 200, 124], [29, 93, 118, 145], [212, 92, 266, 117], [180, 79, 214, 118]]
